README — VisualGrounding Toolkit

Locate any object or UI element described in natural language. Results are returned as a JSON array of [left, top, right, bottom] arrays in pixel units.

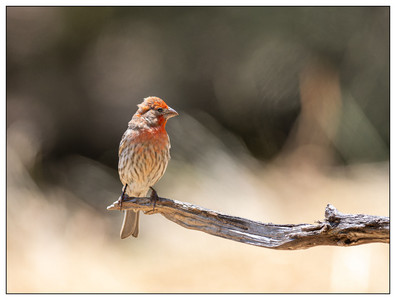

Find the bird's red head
[[135, 96, 178, 128]]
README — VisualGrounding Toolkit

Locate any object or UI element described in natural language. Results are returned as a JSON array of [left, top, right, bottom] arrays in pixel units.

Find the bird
[[118, 96, 178, 238]]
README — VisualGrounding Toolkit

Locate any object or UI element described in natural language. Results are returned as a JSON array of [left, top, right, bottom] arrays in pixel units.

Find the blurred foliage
[[7, 7, 389, 172]]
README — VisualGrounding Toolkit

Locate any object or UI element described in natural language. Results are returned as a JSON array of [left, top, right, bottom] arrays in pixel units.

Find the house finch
[[118, 96, 178, 238]]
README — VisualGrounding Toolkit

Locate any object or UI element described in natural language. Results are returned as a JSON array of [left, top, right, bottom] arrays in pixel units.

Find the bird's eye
[[157, 108, 163, 113]]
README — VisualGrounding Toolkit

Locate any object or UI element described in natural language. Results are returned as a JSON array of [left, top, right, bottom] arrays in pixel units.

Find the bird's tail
[[120, 210, 139, 239]]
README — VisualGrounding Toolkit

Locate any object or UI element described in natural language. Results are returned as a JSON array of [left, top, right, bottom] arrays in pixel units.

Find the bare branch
[[107, 196, 389, 250]]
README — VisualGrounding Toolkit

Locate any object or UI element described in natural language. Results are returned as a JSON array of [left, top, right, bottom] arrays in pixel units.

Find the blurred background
[[7, 6, 389, 293]]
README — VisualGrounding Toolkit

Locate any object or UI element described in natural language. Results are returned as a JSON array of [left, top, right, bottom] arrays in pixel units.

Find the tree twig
[[107, 196, 389, 250]]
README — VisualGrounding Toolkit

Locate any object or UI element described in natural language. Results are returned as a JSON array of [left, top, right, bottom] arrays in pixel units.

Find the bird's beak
[[165, 107, 179, 119]]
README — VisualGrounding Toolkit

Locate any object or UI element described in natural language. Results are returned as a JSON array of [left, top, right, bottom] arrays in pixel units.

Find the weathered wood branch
[[107, 196, 389, 250]]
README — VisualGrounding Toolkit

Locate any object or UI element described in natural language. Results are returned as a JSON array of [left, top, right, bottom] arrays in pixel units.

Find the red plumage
[[118, 96, 178, 238]]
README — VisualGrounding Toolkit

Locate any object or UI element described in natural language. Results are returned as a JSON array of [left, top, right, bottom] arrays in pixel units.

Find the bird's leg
[[118, 183, 128, 210], [149, 186, 159, 212]]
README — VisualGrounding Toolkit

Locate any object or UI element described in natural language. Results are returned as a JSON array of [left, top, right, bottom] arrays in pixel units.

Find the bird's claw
[[118, 184, 129, 211], [149, 186, 159, 212]]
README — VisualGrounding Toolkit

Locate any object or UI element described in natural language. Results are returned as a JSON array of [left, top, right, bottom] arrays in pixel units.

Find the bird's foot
[[149, 186, 159, 212], [117, 184, 129, 210]]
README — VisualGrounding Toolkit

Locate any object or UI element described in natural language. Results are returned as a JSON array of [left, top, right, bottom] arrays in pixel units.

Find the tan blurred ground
[[7, 118, 389, 293]]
